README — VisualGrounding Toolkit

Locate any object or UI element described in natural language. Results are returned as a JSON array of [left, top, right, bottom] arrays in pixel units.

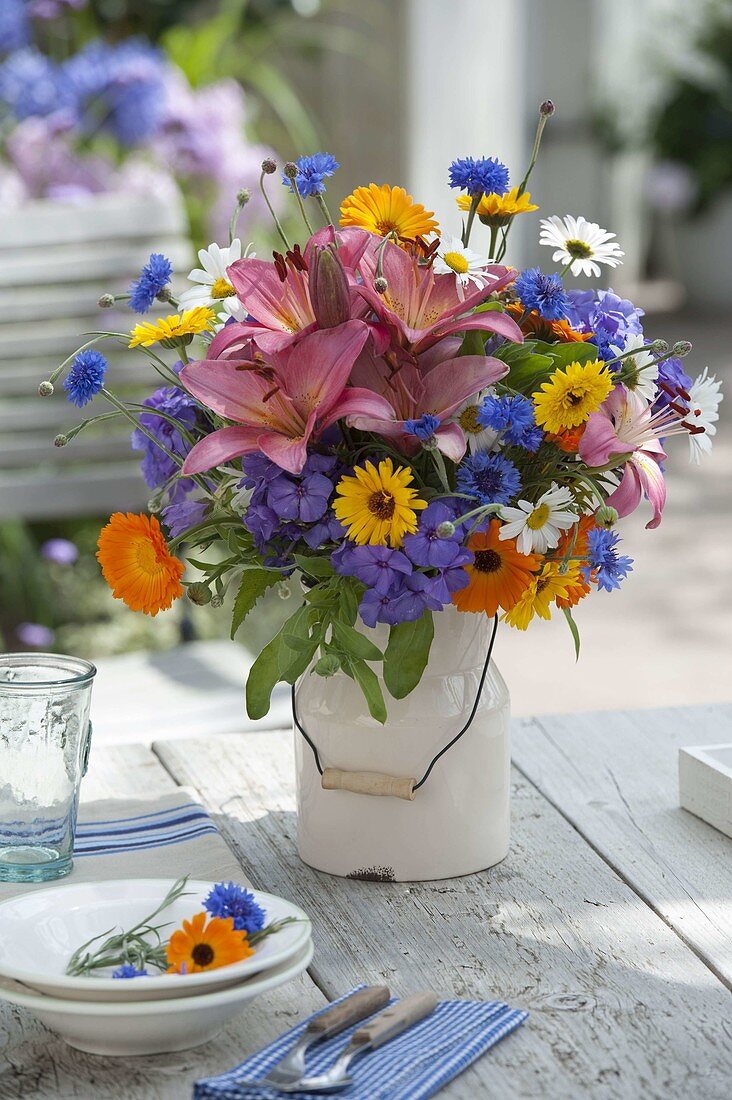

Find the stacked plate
[[0, 878, 313, 1056]]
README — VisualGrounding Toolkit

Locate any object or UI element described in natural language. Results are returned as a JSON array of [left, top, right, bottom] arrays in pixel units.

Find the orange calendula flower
[[452, 520, 539, 617], [546, 423, 587, 453], [553, 514, 595, 609], [97, 512, 185, 616], [166, 912, 253, 974], [507, 304, 592, 344], [340, 183, 438, 242]]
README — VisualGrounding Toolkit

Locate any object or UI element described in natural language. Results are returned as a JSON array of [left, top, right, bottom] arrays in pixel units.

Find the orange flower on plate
[[166, 912, 253, 974], [96, 512, 185, 616], [452, 520, 539, 617]]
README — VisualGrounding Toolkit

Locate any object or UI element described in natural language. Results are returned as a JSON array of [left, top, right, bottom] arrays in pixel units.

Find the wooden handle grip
[[352, 992, 439, 1050], [321, 767, 416, 801], [307, 985, 390, 1038]]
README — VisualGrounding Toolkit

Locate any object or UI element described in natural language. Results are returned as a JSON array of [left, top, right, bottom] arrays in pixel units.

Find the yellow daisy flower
[[340, 184, 438, 242], [532, 359, 613, 434], [129, 306, 216, 349], [333, 457, 427, 547], [457, 187, 538, 227], [502, 561, 578, 630]]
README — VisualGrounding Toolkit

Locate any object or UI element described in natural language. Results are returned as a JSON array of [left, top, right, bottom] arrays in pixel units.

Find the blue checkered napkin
[[194, 986, 528, 1099]]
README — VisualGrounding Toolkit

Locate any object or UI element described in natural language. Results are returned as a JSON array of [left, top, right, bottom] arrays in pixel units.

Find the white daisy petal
[[686, 368, 723, 464], [539, 213, 624, 276]]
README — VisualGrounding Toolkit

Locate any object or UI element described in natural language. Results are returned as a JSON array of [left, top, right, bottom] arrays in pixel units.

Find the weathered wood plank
[[512, 705, 732, 988], [0, 462, 148, 520], [155, 730, 732, 1100], [81, 743, 180, 802]]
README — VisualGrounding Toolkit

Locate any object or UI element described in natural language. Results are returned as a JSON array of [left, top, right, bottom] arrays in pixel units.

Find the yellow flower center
[[368, 490, 396, 519], [443, 250, 470, 274], [527, 503, 550, 530], [192, 943, 215, 967], [459, 405, 483, 434], [564, 238, 593, 259], [211, 277, 235, 299]]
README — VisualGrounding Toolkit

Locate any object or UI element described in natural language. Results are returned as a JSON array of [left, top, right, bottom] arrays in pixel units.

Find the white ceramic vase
[[293, 607, 510, 882]]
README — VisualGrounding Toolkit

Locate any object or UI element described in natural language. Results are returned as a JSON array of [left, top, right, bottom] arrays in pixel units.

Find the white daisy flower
[[432, 235, 493, 299], [178, 239, 254, 323], [686, 368, 722, 464], [539, 214, 624, 278], [453, 390, 499, 453], [622, 333, 659, 403], [498, 483, 579, 554]]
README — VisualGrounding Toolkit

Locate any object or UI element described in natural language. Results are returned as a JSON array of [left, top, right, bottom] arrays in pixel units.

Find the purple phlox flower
[[16, 622, 55, 648], [112, 964, 148, 979], [514, 268, 569, 321], [456, 452, 521, 505], [582, 528, 633, 592], [448, 156, 509, 196], [340, 545, 412, 595], [566, 288, 644, 362], [402, 501, 463, 569], [478, 394, 541, 449], [204, 881, 266, 934], [0, 1, 30, 51], [429, 547, 474, 603], [162, 498, 209, 540], [303, 515, 345, 550], [131, 385, 201, 500], [404, 413, 441, 442], [41, 538, 78, 565], [302, 452, 339, 477], [267, 471, 333, 523], [64, 39, 167, 146], [129, 252, 173, 314], [0, 49, 73, 119], [244, 499, 280, 549], [282, 152, 339, 197], [63, 349, 107, 407], [359, 572, 444, 628], [240, 452, 285, 492]]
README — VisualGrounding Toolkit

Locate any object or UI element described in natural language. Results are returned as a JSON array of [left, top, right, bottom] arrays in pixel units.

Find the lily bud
[[38, 381, 54, 397], [310, 247, 351, 329]]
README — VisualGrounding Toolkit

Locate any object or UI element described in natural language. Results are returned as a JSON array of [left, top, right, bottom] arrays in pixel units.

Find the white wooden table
[[1, 704, 731, 1099]]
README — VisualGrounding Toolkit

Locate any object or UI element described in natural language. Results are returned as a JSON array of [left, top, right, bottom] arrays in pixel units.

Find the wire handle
[[292, 614, 499, 797]]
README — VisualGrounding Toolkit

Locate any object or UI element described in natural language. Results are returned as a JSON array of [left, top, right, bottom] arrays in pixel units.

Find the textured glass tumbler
[[0, 654, 95, 882]]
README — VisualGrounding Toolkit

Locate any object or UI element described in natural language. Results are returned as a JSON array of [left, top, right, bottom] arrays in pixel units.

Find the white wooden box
[[679, 744, 732, 840]]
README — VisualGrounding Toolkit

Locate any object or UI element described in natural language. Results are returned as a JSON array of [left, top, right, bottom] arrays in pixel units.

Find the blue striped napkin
[[194, 986, 528, 1099]]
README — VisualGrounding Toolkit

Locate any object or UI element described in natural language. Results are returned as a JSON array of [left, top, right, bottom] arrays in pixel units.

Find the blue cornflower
[[129, 253, 173, 314], [0, 49, 73, 119], [655, 356, 693, 411], [63, 349, 107, 407], [204, 882, 266, 934], [514, 268, 569, 321], [282, 152, 339, 197], [448, 156, 509, 196], [405, 414, 441, 442], [456, 452, 521, 506], [112, 964, 148, 979], [64, 40, 166, 146], [583, 528, 633, 592], [478, 394, 542, 450]]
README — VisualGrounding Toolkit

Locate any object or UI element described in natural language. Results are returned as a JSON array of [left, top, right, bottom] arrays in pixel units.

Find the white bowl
[[0, 878, 311, 1001], [0, 939, 313, 1056]]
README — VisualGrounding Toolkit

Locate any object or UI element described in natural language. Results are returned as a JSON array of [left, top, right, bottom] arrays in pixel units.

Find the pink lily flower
[[355, 240, 523, 354], [220, 228, 375, 355], [579, 385, 695, 529], [345, 348, 509, 462], [180, 320, 373, 475]]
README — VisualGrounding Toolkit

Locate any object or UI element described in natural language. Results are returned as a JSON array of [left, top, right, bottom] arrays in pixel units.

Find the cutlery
[[275, 990, 439, 1094], [239, 985, 390, 1090]]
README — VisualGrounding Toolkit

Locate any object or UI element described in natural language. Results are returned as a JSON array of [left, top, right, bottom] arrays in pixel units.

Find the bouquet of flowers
[[44, 101, 722, 723]]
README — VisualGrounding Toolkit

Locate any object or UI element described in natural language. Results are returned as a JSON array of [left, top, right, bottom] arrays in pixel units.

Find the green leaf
[[544, 341, 599, 368], [231, 569, 279, 639], [337, 578, 360, 626], [279, 606, 319, 684], [349, 660, 387, 724], [331, 620, 383, 663], [293, 554, 335, 579], [563, 607, 581, 661], [303, 583, 337, 608], [383, 612, 434, 700], [458, 330, 485, 357], [246, 631, 285, 720]]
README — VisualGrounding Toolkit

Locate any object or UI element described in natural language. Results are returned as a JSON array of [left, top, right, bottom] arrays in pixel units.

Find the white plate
[[0, 878, 311, 1001], [0, 939, 314, 1056]]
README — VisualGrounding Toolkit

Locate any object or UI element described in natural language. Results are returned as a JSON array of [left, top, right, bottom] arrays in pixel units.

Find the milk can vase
[[293, 608, 510, 882]]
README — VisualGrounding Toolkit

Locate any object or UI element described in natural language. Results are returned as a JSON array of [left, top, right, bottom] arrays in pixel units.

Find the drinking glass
[[0, 654, 96, 882]]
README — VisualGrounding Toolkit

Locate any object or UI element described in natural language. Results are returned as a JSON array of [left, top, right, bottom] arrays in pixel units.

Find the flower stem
[[462, 194, 481, 248], [259, 169, 290, 250], [315, 193, 335, 227]]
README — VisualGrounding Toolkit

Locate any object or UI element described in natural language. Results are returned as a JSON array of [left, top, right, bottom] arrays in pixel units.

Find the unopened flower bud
[[98, 293, 115, 308], [315, 653, 341, 677], [54, 434, 68, 447], [283, 161, 299, 180], [187, 582, 212, 606], [540, 99, 555, 117], [436, 520, 456, 539], [310, 246, 351, 329], [156, 286, 172, 303], [210, 593, 224, 609], [38, 380, 54, 397], [236, 188, 251, 206], [278, 581, 292, 600], [596, 505, 618, 529], [651, 339, 669, 355], [374, 276, 388, 294], [261, 158, 276, 174], [671, 340, 692, 357]]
